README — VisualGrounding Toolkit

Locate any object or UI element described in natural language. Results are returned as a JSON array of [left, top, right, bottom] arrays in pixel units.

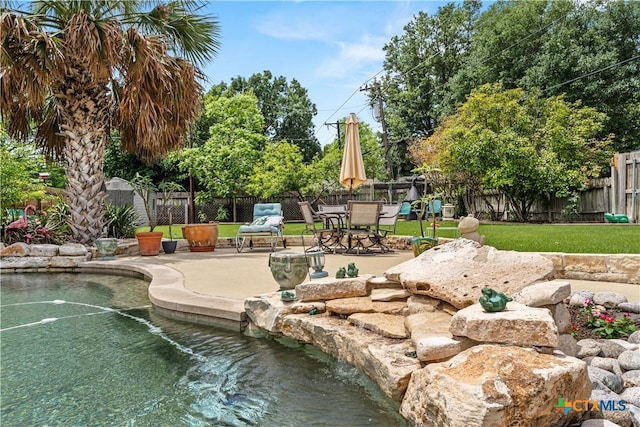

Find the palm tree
[[0, 1, 220, 244]]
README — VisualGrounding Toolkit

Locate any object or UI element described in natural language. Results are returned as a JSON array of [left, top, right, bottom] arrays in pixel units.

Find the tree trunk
[[56, 66, 111, 245]]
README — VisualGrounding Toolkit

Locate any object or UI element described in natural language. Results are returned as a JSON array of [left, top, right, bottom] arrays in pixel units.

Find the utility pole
[[361, 79, 392, 179], [324, 120, 342, 148]]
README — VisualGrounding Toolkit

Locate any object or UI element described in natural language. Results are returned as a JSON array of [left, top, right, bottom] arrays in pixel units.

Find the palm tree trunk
[[63, 131, 107, 244], [56, 66, 111, 245]]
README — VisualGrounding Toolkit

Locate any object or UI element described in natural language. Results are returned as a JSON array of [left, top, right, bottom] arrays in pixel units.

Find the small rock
[[618, 302, 640, 314], [621, 387, 640, 408], [602, 374, 625, 393], [629, 331, 640, 344], [590, 356, 623, 376], [593, 292, 628, 308], [569, 290, 595, 307], [599, 340, 628, 358], [622, 370, 640, 387], [578, 339, 603, 358], [589, 366, 616, 384], [619, 350, 640, 371]]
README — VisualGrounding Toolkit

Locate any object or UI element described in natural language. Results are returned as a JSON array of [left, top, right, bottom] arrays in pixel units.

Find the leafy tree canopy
[[420, 84, 613, 221], [177, 92, 266, 201], [206, 71, 321, 162], [0, 132, 46, 211], [246, 141, 310, 201], [446, 0, 640, 152]]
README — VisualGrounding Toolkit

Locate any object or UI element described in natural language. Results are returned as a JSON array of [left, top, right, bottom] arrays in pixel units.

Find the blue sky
[[200, 1, 452, 146]]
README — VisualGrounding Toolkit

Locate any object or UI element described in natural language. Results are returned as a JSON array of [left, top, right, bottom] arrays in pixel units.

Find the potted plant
[[130, 173, 163, 256], [158, 181, 184, 254], [181, 208, 219, 252], [409, 164, 442, 256]]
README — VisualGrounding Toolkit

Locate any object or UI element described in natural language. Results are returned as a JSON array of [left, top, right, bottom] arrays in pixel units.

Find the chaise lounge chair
[[236, 203, 286, 252]]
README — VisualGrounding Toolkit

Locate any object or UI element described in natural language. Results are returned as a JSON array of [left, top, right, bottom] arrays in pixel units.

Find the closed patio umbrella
[[339, 113, 367, 198]]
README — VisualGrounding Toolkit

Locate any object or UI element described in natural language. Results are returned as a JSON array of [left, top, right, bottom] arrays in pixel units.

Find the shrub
[[104, 204, 140, 238]]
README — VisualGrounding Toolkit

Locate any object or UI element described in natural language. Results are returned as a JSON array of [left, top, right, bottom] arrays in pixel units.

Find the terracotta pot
[[136, 231, 163, 256], [182, 223, 218, 252]]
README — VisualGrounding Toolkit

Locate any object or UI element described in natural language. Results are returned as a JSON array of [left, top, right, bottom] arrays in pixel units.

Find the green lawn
[[141, 221, 639, 254]]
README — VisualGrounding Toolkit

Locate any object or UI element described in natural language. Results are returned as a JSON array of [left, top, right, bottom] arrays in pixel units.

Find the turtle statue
[[479, 287, 512, 312], [336, 267, 346, 279], [346, 262, 359, 278]]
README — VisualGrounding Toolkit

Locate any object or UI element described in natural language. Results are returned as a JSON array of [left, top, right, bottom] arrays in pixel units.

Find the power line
[[543, 54, 640, 93]]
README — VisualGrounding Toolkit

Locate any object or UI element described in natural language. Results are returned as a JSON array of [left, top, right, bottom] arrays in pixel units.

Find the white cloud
[[316, 35, 387, 80]]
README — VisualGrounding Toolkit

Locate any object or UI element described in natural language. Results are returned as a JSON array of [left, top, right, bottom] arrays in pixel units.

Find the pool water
[[0, 273, 407, 426]]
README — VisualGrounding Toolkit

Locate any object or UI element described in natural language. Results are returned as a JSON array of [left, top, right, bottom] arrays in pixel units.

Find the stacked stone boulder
[[243, 239, 640, 426]]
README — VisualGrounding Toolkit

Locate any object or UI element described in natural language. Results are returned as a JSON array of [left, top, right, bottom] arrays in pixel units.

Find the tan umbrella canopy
[[339, 113, 367, 197]]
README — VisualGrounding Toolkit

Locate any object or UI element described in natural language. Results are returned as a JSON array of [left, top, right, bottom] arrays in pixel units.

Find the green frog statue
[[346, 263, 359, 278], [336, 267, 346, 279], [479, 287, 512, 312]]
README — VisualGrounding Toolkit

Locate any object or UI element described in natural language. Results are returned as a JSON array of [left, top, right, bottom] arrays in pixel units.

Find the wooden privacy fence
[[108, 150, 640, 226]]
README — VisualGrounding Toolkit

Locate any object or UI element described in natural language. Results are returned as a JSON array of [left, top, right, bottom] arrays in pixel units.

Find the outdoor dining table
[[316, 202, 394, 254]]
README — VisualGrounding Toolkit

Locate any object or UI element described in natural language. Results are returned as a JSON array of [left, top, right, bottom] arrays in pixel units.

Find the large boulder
[[400, 344, 590, 427], [450, 302, 559, 348], [384, 240, 554, 309], [281, 314, 420, 401]]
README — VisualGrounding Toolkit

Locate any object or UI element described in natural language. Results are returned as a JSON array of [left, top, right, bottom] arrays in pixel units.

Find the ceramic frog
[[479, 287, 512, 312], [346, 263, 359, 278]]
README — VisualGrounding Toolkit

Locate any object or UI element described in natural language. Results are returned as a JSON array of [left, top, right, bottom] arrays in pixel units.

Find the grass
[[140, 221, 639, 254]]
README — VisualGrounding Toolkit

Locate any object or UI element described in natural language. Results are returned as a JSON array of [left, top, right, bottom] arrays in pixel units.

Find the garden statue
[[347, 263, 359, 278], [479, 287, 512, 312], [336, 267, 346, 278], [281, 291, 296, 302]]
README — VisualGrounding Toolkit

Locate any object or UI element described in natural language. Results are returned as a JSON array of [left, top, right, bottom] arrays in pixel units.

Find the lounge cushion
[[238, 216, 283, 235]]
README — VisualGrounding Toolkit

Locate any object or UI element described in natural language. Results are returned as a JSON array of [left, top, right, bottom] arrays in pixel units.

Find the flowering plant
[[574, 298, 637, 339], [3, 200, 70, 245]]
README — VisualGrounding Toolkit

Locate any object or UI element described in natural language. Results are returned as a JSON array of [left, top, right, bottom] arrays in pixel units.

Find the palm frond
[[0, 13, 57, 138], [115, 27, 202, 162], [133, 0, 220, 66]]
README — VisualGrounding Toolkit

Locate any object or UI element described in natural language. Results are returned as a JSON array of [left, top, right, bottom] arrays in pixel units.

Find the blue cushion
[[238, 215, 283, 235], [253, 203, 282, 218]]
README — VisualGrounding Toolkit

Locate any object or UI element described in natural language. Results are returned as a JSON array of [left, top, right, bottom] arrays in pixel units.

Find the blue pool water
[[0, 273, 407, 426]]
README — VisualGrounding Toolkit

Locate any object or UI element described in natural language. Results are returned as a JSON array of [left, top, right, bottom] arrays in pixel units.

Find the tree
[[246, 141, 310, 201], [379, 1, 480, 150], [430, 84, 613, 222], [207, 71, 321, 162], [0, 132, 45, 212], [447, 0, 640, 153], [1, 1, 220, 244], [177, 92, 266, 220]]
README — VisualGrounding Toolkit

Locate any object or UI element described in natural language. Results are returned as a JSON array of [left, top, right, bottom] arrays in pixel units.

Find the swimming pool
[[0, 273, 407, 426]]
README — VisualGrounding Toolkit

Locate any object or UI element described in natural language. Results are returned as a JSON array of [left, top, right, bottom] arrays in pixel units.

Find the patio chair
[[236, 203, 286, 252], [398, 201, 412, 218], [426, 199, 442, 219], [377, 204, 401, 237], [345, 200, 386, 254], [298, 202, 345, 253]]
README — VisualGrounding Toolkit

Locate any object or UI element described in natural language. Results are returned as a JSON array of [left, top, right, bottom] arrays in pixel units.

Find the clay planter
[[182, 223, 218, 252], [135, 231, 163, 256]]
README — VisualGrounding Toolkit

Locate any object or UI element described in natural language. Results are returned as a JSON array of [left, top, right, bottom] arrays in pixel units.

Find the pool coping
[[79, 261, 248, 330]]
